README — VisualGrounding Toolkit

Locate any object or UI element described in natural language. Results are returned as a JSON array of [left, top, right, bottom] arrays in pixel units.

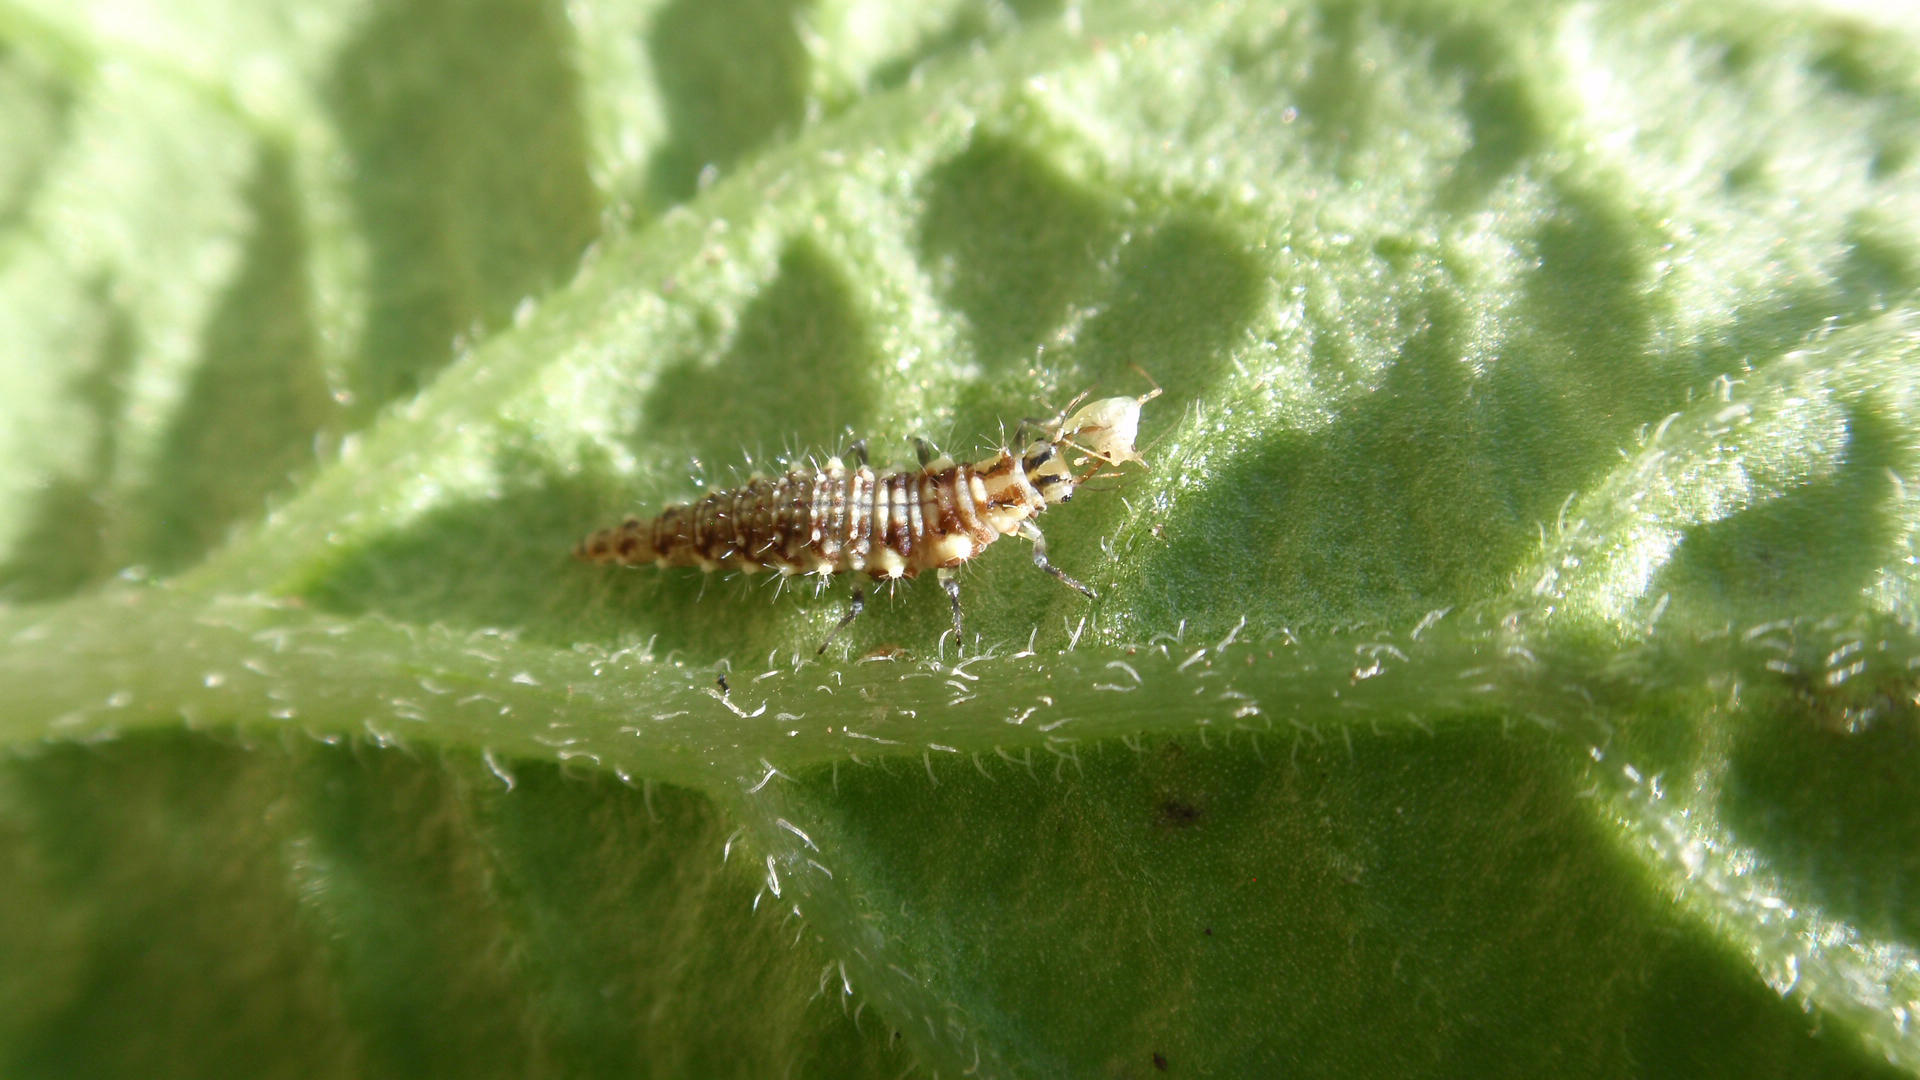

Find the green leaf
[[3, 0, 1920, 1075]]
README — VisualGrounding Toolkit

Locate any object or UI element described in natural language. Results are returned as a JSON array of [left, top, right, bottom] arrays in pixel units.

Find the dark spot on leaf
[[1153, 1050, 1170, 1070], [1156, 798, 1203, 829]]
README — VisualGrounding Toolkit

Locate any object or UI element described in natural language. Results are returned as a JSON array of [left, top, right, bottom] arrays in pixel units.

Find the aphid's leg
[[913, 436, 938, 469], [844, 438, 869, 468], [937, 568, 964, 655], [816, 586, 866, 655], [1018, 520, 1096, 599]]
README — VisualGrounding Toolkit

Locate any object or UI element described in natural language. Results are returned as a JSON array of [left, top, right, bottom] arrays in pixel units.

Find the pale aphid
[[577, 384, 1161, 654], [1053, 392, 1152, 468]]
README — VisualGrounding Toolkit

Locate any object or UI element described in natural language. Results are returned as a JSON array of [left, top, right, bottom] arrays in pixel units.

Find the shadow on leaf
[[641, 236, 878, 469], [136, 145, 335, 574], [916, 134, 1124, 379], [0, 41, 76, 231], [781, 720, 1893, 1077], [326, 0, 601, 415], [0, 281, 135, 603], [641, 0, 812, 208]]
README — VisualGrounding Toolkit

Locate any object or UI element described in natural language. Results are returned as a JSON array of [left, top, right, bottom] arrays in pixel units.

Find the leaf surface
[[2, 0, 1919, 1075]]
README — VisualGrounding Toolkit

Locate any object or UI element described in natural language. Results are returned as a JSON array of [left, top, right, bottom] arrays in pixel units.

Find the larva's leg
[[913, 436, 938, 468], [937, 568, 964, 654], [1018, 520, 1096, 599], [844, 438, 869, 467], [816, 586, 866, 655]]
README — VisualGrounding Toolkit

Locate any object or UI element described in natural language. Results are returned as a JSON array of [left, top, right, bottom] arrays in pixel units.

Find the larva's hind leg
[[816, 585, 866, 655], [844, 438, 869, 467], [913, 436, 938, 468], [938, 568, 964, 655], [1018, 520, 1096, 599]]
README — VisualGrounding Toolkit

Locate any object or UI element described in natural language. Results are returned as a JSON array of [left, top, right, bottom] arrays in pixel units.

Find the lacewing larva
[[577, 385, 1161, 653]]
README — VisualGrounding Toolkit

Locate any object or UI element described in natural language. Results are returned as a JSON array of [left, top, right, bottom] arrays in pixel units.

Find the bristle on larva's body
[[577, 389, 1159, 653]]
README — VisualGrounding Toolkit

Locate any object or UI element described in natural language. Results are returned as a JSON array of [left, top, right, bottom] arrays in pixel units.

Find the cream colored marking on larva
[[576, 386, 1161, 654]]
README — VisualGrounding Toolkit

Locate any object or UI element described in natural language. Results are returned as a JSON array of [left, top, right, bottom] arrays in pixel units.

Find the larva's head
[[1057, 390, 1159, 468]]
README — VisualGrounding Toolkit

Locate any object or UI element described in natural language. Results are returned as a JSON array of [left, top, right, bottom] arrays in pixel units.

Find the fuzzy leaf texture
[[2, 0, 1920, 1076]]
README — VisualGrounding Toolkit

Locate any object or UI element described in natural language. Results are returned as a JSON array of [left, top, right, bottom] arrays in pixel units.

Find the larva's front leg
[[815, 585, 866, 655], [1012, 417, 1051, 449], [1018, 520, 1095, 599], [937, 568, 964, 654]]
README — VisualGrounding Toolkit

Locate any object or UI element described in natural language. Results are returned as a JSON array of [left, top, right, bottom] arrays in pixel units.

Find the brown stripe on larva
[[929, 467, 960, 538], [723, 485, 746, 561], [814, 466, 841, 566], [886, 472, 911, 561], [847, 466, 874, 568], [728, 485, 752, 560]]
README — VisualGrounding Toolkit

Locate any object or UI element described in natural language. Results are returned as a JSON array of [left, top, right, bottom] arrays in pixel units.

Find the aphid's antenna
[[1128, 363, 1163, 400]]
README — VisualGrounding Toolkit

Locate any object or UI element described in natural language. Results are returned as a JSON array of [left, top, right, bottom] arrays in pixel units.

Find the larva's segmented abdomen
[[575, 455, 1034, 580]]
